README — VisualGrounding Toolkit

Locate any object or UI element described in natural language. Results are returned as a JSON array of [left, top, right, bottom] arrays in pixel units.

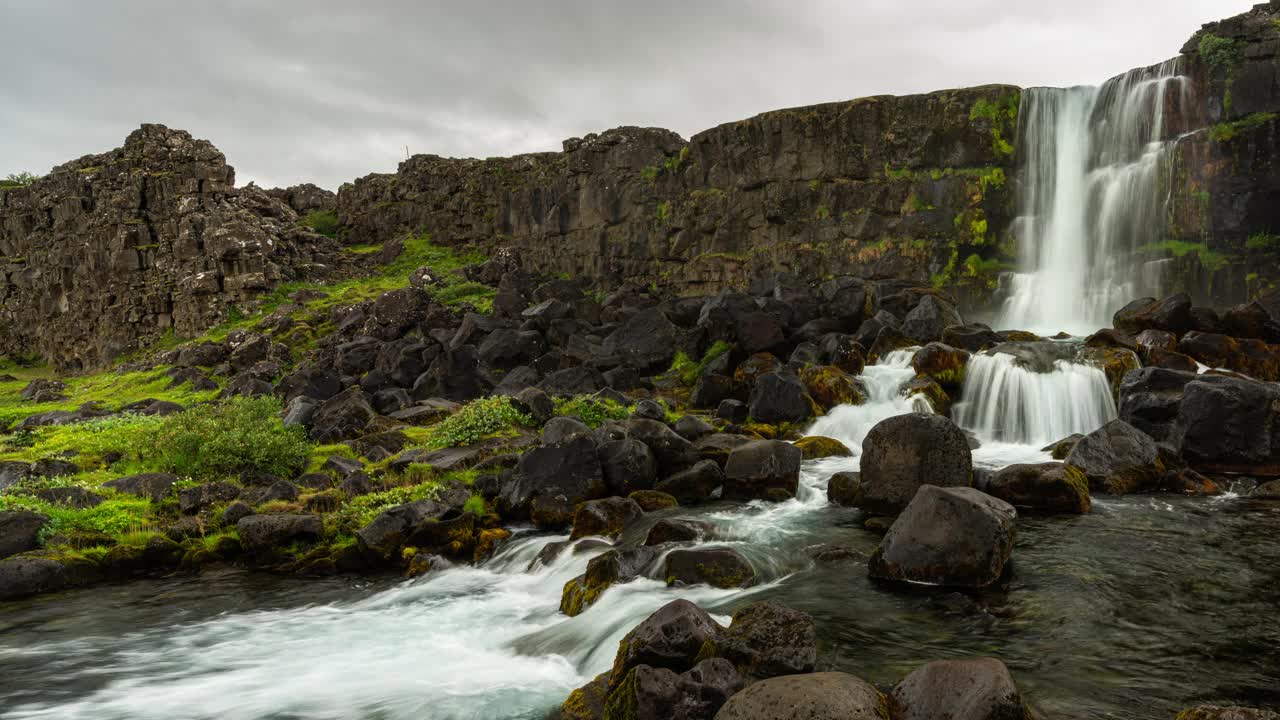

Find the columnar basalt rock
[[0, 124, 342, 370]]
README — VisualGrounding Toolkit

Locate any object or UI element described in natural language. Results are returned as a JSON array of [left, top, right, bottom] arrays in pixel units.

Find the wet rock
[[570, 497, 644, 540], [500, 435, 606, 528], [868, 485, 1017, 588], [599, 439, 659, 496], [560, 546, 658, 616], [722, 440, 802, 501], [747, 372, 811, 424], [103, 472, 178, 502], [356, 499, 454, 558], [891, 657, 1034, 720], [610, 598, 723, 687], [0, 555, 67, 601], [943, 323, 1001, 352], [629, 490, 679, 511], [1064, 419, 1163, 495], [0, 511, 47, 560], [827, 471, 863, 507], [655, 460, 724, 505], [732, 353, 782, 388], [1040, 433, 1083, 460], [664, 547, 755, 588], [235, 514, 323, 552], [798, 365, 863, 411], [714, 672, 886, 720], [860, 413, 972, 515], [603, 658, 744, 720], [983, 462, 1091, 514], [793, 435, 852, 460], [911, 342, 970, 388], [554, 672, 610, 720], [1117, 367, 1197, 442], [698, 601, 816, 680], [1253, 480, 1280, 499], [1178, 331, 1280, 380], [1175, 707, 1280, 720], [1173, 374, 1280, 473], [645, 518, 713, 546]]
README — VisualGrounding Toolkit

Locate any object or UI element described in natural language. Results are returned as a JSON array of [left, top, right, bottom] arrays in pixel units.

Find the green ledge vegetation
[[970, 92, 1020, 160], [1198, 33, 1243, 70], [1209, 112, 1279, 143], [668, 340, 733, 386], [1246, 232, 1280, 250], [1137, 239, 1232, 272], [301, 209, 340, 239]]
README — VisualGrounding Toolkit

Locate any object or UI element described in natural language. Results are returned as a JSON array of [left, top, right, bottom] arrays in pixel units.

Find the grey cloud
[[0, 0, 1257, 189]]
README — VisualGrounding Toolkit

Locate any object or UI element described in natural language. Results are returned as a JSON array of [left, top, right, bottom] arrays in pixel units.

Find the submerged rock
[[891, 657, 1034, 720], [561, 547, 658, 617], [664, 548, 755, 589], [697, 601, 816, 680], [569, 497, 644, 540], [869, 485, 1017, 588]]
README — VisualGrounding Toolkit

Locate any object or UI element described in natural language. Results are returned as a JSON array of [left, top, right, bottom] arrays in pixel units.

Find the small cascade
[[804, 349, 931, 468], [998, 58, 1192, 335], [953, 346, 1117, 448]]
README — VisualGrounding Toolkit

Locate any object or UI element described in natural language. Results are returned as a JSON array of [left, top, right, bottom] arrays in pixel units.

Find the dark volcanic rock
[[722, 440, 802, 501], [664, 547, 755, 589], [0, 511, 48, 560], [860, 413, 972, 515], [1064, 419, 1164, 495], [715, 672, 886, 720], [699, 601, 817, 680], [983, 462, 1091, 514], [569, 497, 644, 540], [609, 598, 722, 688], [891, 657, 1034, 720], [747, 372, 811, 424]]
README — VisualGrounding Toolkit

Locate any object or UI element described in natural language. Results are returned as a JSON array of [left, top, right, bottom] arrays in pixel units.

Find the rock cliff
[[0, 125, 343, 369]]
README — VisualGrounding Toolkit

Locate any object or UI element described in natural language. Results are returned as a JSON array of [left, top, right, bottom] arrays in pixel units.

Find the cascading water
[[804, 349, 932, 469], [998, 59, 1192, 335], [952, 343, 1117, 467]]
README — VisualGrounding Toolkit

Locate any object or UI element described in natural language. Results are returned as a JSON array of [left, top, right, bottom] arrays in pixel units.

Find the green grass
[[0, 364, 220, 431], [553, 395, 630, 428], [1209, 112, 1279, 143], [301, 209, 340, 239], [149, 396, 310, 481], [1138, 240, 1233, 272], [667, 340, 733, 385], [0, 492, 154, 544], [418, 396, 535, 450], [1246, 232, 1280, 250]]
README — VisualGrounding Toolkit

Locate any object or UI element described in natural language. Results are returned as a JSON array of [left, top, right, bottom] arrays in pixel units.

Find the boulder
[[629, 489, 679, 511], [798, 365, 863, 411], [1064, 419, 1164, 494], [102, 472, 178, 502], [610, 598, 723, 688], [655, 460, 724, 505], [747, 372, 811, 424], [602, 659, 744, 720], [601, 307, 681, 370], [911, 342, 970, 388], [310, 387, 376, 444], [0, 511, 47, 560], [570, 497, 644, 540], [714, 672, 887, 720], [598, 439, 659, 496], [793, 435, 852, 460], [1172, 374, 1280, 472], [645, 518, 713, 545], [722, 440, 802, 501], [827, 471, 863, 507], [500, 435, 606, 528], [983, 462, 1091, 514], [543, 416, 592, 444], [622, 419, 699, 476], [868, 485, 1017, 588], [33, 487, 103, 509], [0, 555, 67, 601], [555, 673, 609, 720], [943, 323, 1001, 352], [235, 514, 323, 552], [664, 547, 755, 588], [1174, 708, 1280, 720], [692, 373, 740, 410], [901, 295, 962, 343], [355, 499, 454, 558], [673, 415, 715, 442], [179, 482, 241, 514], [698, 601, 816, 680], [891, 657, 1034, 720], [560, 546, 658, 616], [1118, 367, 1197, 442], [860, 413, 972, 515]]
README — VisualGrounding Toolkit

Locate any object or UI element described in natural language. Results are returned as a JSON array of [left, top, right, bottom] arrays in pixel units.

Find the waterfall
[[953, 347, 1117, 448], [998, 59, 1191, 335], [804, 349, 932, 469]]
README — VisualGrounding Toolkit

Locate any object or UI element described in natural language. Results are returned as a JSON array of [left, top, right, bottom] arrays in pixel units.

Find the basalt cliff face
[[0, 126, 343, 370], [2, 3, 1280, 369]]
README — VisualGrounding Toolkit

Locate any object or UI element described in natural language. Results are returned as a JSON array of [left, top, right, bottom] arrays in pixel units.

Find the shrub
[[425, 396, 534, 449], [302, 209, 340, 238], [1198, 33, 1242, 69], [149, 396, 311, 480], [553, 396, 630, 428]]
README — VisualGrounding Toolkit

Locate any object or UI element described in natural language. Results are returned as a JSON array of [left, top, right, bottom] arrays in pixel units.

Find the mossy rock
[[799, 365, 864, 411], [794, 435, 853, 460], [902, 376, 952, 415], [1078, 346, 1140, 399], [911, 342, 971, 390], [1003, 330, 1041, 342], [556, 673, 610, 720], [732, 352, 781, 386], [628, 490, 678, 511], [473, 528, 511, 562], [560, 575, 598, 617]]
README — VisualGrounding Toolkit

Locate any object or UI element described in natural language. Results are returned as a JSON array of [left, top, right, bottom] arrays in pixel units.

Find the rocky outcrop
[[335, 87, 1021, 301], [0, 125, 342, 369]]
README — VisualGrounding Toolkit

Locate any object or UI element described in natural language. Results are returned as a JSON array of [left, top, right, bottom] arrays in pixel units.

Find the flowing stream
[[998, 59, 1192, 335], [1, 353, 1277, 720]]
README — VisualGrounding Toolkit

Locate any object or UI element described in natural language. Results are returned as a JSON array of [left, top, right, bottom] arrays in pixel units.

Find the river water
[[1, 350, 1277, 720]]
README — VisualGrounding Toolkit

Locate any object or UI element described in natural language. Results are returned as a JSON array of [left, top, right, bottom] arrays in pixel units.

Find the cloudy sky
[[0, 0, 1254, 189]]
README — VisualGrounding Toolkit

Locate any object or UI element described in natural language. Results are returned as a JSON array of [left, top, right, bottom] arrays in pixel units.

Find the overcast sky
[[0, 0, 1254, 190]]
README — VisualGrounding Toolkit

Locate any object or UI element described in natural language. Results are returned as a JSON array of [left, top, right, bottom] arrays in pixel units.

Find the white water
[[804, 349, 932, 470], [953, 350, 1117, 450], [999, 59, 1191, 335]]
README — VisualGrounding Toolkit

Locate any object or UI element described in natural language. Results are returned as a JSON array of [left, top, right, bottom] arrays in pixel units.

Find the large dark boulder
[[722, 440, 802, 501], [747, 372, 811, 424], [1118, 367, 1197, 442], [569, 497, 644, 540], [1064, 419, 1163, 495], [598, 439, 659, 496], [103, 472, 178, 502], [655, 459, 724, 505], [664, 548, 755, 588], [827, 471, 863, 507], [0, 555, 67, 601], [539, 366, 607, 396], [1177, 331, 1280, 381], [645, 518, 714, 545], [560, 546, 657, 616], [477, 329, 546, 369], [310, 387, 376, 444], [860, 413, 972, 515], [235, 514, 323, 552], [610, 598, 723, 688], [943, 323, 1001, 352], [868, 485, 1017, 588], [621, 419, 699, 476], [601, 307, 681, 371], [891, 657, 1034, 720], [901, 295, 962, 343], [698, 601, 816, 680], [714, 672, 887, 720], [0, 511, 47, 560], [356, 498, 454, 558], [500, 435, 606, 528], [1171, 374, 1280, 472], [982, 462, 1091, 514], [602, 659, 744, 720]]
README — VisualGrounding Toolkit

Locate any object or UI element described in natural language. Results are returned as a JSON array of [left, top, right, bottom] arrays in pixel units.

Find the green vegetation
[[814, 205, 831, 220], [419, 396, 535, 450], [301, 209, 340, 239], [1139, 239, 1232, 272], [552, 395, 630, 428], [970, 92, 1020, 161], [1198, 33, 1242, 69], [883, 164, 916, 182], [654, 200, 672, 226], [1209, 112, 1279, 143], [667, 340, 733, 385], [1, 171, 40, 188], [1246, 232, 1280, 250], [150, 397, 310, 480], [0, 364, 220, 431]]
